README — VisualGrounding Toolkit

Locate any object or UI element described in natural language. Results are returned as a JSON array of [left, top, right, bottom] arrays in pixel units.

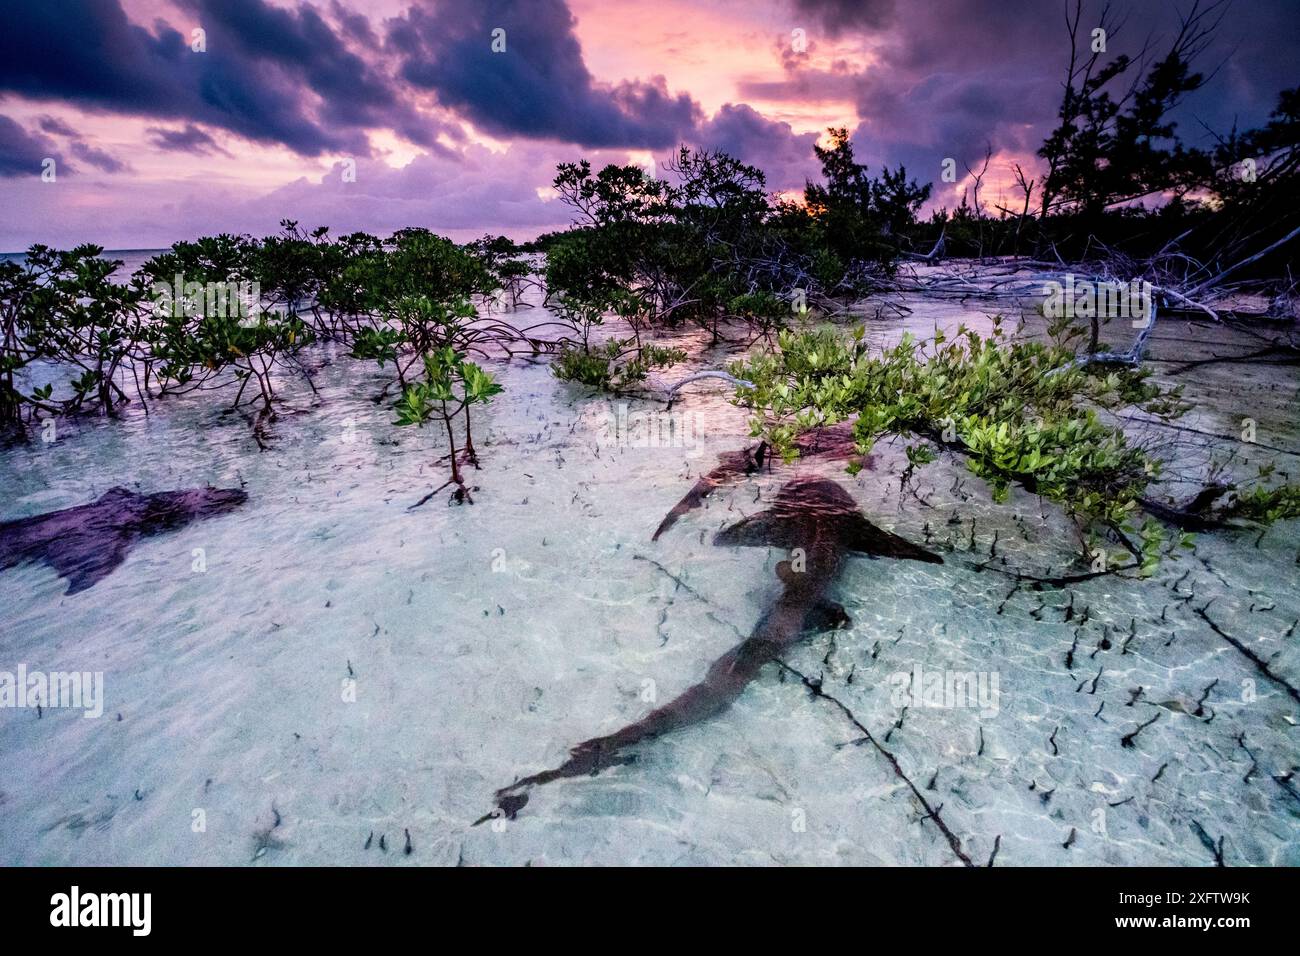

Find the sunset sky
[[0, 0, 1295, 250]]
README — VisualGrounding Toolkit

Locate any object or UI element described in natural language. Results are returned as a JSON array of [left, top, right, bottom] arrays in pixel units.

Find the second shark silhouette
[[483, 476, 941, 822]]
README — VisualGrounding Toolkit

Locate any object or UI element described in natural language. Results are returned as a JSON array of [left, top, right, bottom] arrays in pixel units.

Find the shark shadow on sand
[[0, 486, 248, 595], [480, 476, 941, 823]]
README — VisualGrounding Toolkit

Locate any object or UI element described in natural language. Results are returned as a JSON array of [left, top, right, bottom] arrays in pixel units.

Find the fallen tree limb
[[663, 370, 754, 406], [1184, 224, 1300, 298]]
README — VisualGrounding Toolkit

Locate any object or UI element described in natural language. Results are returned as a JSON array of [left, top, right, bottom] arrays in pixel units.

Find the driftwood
[[662, 370, 754, 406]]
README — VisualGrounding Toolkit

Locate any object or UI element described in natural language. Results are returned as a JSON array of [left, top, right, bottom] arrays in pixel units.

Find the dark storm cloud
[[790, 0, 897, 36], [0, 0, 430, 156], [691, 104, 819, 190], [37, 115, 79, 138], [782, 0, 1298, 189], [330, 0, 381, 47], [1, 0, 704, 157], [386, 0, 701, 148], [0, 115, 124, 178], [175, 0, 436, 147], [832, 0, 1065, 175], [0, 115, 61, 178]]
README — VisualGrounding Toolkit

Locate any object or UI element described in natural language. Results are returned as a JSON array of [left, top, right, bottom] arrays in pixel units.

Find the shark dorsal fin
[[712, 510, 805, 550], [713, 507, 942, 563]]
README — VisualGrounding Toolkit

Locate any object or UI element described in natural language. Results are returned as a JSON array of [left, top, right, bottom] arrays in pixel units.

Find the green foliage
[[394, 346, 502, 428], [552, 337, 686, 392], [552, 294, 609, 351], [735, 318, 1297, 568], [1224, 485, 1300, 522], [393, 344, 503, 501], [1037, 28, 1210, 218], [543, 228, 634, 304], [905, 443, 937, 467], [314, 232, 386, 318], [552, 342, 618, 389], [357, 229, 494, 315], [0, 244, 145, 423], [544, 139, 931, 332], [732, 319, 1186, 560], [251, 221, 330, 317], [727, 291, 789, 334], [0, 220, 510, 448], [805, 128, 930, 266]]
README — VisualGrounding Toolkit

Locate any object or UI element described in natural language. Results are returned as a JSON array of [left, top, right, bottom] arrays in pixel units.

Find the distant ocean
[[1, 248, 169, 282]]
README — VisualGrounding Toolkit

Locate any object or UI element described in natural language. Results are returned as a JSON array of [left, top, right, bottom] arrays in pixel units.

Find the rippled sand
[[1, 278, 1296, 865]]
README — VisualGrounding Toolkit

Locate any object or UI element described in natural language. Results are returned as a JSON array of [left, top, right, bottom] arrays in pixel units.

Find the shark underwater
[[652, 420, 863, 540], [651, 417, 1230, 538], [0, 486, 247, 595], [483, 475, 941, 823]]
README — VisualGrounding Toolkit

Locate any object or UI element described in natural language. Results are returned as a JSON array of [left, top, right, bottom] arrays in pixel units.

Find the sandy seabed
[[1, 270, 1297, 866]]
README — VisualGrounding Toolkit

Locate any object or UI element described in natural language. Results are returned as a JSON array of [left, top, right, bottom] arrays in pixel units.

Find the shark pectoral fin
[[840, 514, 943, 564], [653, 446, 767, 540], [652, 479, 711, 540], [805, 598, 851, 633], [712, 511, 801, 550], [48, 534, 132, 595]]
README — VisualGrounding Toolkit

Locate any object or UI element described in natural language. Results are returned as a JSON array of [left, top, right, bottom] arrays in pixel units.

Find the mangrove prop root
[[1194, 602, 1300, 704], [777, 660, 974, 867]]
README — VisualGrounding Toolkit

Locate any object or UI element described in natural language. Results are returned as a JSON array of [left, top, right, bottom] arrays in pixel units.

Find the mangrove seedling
[[395, 345, 503, 505]]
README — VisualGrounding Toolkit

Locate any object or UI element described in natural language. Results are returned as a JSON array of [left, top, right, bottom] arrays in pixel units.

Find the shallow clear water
[[1, 277, 1297, 866]]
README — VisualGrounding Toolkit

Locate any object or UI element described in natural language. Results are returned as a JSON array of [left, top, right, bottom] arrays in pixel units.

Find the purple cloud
[[70, 140, 130, 174], [37, 115, 79, 137], [691, 104, 819, 191], [781, 0, 1298, 196], [0, 0, 429, 156], [386, 0, 701, 148], [0, 115, 61, 178], [145, 124, 232, 157]]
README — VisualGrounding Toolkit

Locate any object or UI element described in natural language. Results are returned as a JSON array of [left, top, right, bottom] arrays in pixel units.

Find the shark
[[482, 475, 941, 822], [0, 486, 248, 595], [651, 420, 864, 541], [653, 418, 1232, 539]]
